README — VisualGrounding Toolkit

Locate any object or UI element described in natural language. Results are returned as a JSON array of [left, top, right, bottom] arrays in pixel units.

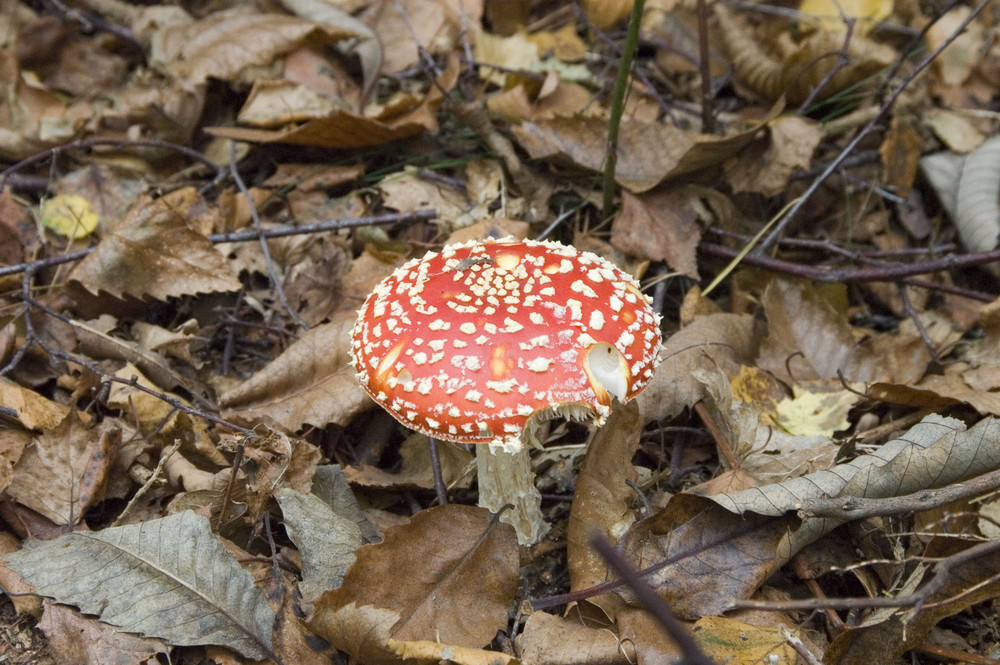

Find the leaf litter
[[2, 0, 1000, 664]]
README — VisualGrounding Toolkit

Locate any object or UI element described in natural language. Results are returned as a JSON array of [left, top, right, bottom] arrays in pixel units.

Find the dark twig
[[696, 0, 714, 133], [755, 0, 993, 253], [0, 138, 225, 188], [699, 241, 1000, 294], [0, 210, 438, 278], [428, 438, 449, 506], [796, 18, 855, 114], [228, 142, 309, 330], [590, 535, 716, 665], [897, 282, 942, 363]]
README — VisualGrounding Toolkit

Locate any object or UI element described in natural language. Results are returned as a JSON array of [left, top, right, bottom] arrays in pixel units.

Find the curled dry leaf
[[567, 401, 642, 610], [5, 511, 276, 660], [308, 504, 518, 665], [618, 415, 1000, 618], [517, 610, 633, 665], [68, 188, 240, 301], [276, 488, 363, 610]]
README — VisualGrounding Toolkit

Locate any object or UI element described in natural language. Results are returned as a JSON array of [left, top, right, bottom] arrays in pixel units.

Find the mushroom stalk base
[[477, 445, 548, 545]]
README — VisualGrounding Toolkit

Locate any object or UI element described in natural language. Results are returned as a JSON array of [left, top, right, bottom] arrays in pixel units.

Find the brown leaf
[[568, 401, 641, 607], [636, 313, 757, 422], [67, 188, 240, 301], [4, 413, 105, 525], [510, 106, 781, 193], [37, 601, 167, 665], [220, 312, 369, 430], [611, 188, 703, 278], [0, 377, 72, 431], [516, 610, 633, 665], [756, 280, 885, 385], [343, 435, 473, 490], [308, 504, 518, 663], [725, 114, 823, 197]]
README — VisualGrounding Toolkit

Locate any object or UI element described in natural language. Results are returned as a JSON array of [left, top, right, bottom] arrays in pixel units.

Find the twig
[[696, 0, 714, 133], [699, 240, 1000, 291], [602, 0, 646, 217], [591, 535, 716, 665], [897, 282, 942, 363], [754, 0, 993, 254], [0, 210, 438, 278], [228, 142, 309, 330], [0, 138, 225, 188], [797, 466, 1000, 521]]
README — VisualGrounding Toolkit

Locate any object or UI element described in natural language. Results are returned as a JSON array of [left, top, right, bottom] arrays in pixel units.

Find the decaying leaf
[[5, 511, 276, 660], [67, 188, 240, 301], [37, 601, 168, 665], [276, 487, 363, 609], [618, 414, 1000, 618], [517, 610, 633, 665], [0, 376, 72, 431], [309, 504, 518, 665]]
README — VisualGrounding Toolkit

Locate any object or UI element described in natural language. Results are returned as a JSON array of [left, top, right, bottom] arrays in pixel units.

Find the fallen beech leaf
[[798, 0, 892, 33], [387, 638, 517, 665], [619, 414, 1000, 618], [220, 312, 369, 430], [612, 188, 703, 278], [6, 511, 276, 659], [725, 114, 823, 197], [67, 188, 240, 301], [511, 106, 781, 193], [39, 194, 99, 239], [568, 401, 641, 608], [757, 280, 885, 385], [693, 616, 797, 665], [309, 505, 518, 664], [4, 413, 105, 525]]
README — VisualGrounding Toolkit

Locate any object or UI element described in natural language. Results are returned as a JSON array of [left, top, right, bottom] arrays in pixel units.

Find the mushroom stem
[[476, 446, 548, 545]]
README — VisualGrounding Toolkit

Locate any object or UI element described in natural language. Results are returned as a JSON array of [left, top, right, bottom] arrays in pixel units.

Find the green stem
[[602, 0, 646, 218]]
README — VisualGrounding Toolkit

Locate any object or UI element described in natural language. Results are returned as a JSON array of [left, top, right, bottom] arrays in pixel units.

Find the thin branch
[[0, 210, 438, 278], [228, 142, 309, 331]]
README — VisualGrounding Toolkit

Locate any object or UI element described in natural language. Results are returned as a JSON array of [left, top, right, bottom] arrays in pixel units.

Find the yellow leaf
[[798, 0, 892, 33], [40, 194, 99, 239], [775, 386, 858, 437], [694, 617, 798, 665]]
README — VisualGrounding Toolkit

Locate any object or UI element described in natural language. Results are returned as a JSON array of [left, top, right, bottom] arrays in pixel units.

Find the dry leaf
[[276, 487, 363, 609], [6, 511, 276, 660], [68, 188, 240, 301], [309, 504, 518, 664], [220, 311, 369, 430], [0, 376, 72, 431], [516, 611, 632, 665], [636, 313, 758, 422], [618, 414, 1000, 618], [37, 601, 167, 665], [567, 401, 641, 610], [343, 434, 474, 490]]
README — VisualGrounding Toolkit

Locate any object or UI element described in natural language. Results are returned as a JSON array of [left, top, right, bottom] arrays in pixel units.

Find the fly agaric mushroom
[[350, 237, 662, 543]]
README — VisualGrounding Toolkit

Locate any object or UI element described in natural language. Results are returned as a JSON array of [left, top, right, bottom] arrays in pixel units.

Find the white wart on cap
[[351, 238, 662, 451]]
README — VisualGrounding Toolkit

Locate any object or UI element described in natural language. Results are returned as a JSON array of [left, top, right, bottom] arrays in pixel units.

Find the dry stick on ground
[[700, 240, 1000, 298], [0, 209, 438, 278], [591, 535, 716, 665], [228, 142, 308, 331], [754, 0, 994, 255], [0, 137, 226, 187], [731, 539, 1000, 613]]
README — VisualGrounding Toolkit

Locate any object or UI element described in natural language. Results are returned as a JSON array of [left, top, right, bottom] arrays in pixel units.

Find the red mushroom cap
[[350, 238, 662, 451]]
